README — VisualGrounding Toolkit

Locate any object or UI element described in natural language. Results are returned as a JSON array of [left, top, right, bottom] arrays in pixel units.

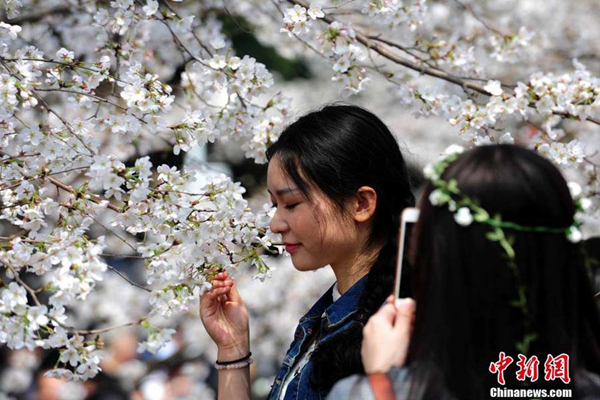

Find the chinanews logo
[[489, 353, 572, 398]]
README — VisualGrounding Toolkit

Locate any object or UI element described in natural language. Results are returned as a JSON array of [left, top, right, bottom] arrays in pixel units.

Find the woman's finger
[[216, 271, 229, 280], [394, 298, 416, 329], [377, 302, 398, 322], [201, 284, 231, 308]]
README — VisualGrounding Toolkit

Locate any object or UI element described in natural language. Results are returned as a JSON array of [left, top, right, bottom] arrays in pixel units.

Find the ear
[[352, 186, 377, 223]]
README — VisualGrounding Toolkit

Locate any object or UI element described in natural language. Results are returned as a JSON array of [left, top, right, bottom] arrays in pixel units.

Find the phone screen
[[394, 208, 419, 300]]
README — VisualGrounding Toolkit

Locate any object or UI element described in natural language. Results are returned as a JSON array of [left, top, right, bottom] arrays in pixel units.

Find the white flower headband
[[423, 144, 588, 355], [424, 145, 586, 249]]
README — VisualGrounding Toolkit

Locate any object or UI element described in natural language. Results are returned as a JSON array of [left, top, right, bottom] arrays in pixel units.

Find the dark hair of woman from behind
[[266, 104, 415, 390], [406, 145, 600, 399]]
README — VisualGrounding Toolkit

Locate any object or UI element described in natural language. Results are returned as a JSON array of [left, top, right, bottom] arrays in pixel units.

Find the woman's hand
[[200, 271, 250, 361], [361, 296, 416, 374]]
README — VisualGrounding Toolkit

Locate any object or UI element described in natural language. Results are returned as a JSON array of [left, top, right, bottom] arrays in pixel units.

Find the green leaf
[[500, 239, 516, 259], [474, 208, 490, 222], [447, 179, 459, 193], [486, 231, 500, 241]]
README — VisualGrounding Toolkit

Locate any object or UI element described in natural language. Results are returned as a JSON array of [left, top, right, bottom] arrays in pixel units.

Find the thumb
[[394, 298, 416, 329], [200, 289, 219, 317], [225, 281, 244, 304], [375, 302, 397, 323]]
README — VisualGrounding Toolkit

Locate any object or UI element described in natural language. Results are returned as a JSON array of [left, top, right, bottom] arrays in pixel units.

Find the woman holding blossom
[[199, 105, 415, 399]]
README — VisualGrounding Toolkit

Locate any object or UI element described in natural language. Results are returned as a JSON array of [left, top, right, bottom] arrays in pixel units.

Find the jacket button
[[306, 328, 313, 335], [276, 379, 282, 384]]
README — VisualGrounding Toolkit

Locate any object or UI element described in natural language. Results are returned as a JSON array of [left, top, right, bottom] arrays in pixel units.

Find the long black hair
[[266, 104, 415, 390], [406, 145, 600, 399]]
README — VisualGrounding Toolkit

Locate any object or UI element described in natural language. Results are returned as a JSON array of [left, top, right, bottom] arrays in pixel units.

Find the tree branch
[[48, 177, 121, 213], [7, 5, 71, 25], [286, 0, 600, 127], [451, 0, 507, 37], [71, 318, 146, 335], [106, 264, 152, 293]]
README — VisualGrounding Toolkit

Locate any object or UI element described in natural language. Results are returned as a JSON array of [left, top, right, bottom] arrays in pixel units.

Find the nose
[[269, 209, 289, 234]]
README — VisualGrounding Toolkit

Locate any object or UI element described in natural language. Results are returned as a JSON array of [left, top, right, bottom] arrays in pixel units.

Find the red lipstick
[[283, 243, 301, 253]]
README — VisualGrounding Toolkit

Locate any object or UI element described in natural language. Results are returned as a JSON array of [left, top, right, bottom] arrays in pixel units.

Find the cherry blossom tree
[[0, 0, 598, 393]]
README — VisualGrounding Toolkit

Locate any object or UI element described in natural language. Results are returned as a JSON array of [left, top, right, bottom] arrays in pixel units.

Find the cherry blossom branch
[[0, 166, 90, 191], [155, 15, 256, 115], [34, 89, 129, 111], [5, 265, 44, 307], [153, 0, 214, 56], [48, 177, 122, 213], [2, 263, 148, 335], [0, 230, 28, 241], [0, 152, 41, 162], [0, 58, 96, 155], [368, 35, 440, 71], [525, 121, 600, 173], [287, 0, 600, 127], [270, 0, 330, 60], [288, 0, 491, 90], [1, 57, 130, 84]]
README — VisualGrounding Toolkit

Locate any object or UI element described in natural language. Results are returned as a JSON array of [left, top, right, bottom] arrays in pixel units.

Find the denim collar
[[299, 274, 368, 329]]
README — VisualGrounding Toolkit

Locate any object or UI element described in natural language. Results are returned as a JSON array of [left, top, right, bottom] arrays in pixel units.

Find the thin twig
[[71, 318, 146, 335], [88, 214, 138, 253], [34, 88, 128, 111], [452, 0, 507, 37], [323, 0, 357, 10], [3, 261, 147, 334], [1, 57, 130, 85], [48, 177, 121, 213], [0, 59, 96, 155], [101, 253, 150, 259], [0, 166, 90, 191], [5, 265, 43, 307], [106, 264, 151, 292]]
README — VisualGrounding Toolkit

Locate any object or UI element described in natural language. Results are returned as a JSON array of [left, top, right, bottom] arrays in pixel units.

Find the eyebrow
[[267, 188, 301, 196]]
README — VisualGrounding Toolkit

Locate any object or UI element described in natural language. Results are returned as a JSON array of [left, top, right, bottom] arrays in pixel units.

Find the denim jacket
[[268, 275, 368, 400]]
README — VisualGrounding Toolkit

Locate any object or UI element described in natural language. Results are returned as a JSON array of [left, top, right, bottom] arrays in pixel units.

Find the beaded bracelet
[[214, 357, 254, 370]]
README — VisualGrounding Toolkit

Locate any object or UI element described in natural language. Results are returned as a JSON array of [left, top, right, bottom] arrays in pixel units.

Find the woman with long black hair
[[329, 144, 600, 399], [199, 105, 415, 399]]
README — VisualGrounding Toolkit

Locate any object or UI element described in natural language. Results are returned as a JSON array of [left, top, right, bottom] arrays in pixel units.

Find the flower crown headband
[[423, 144, 588, 355]]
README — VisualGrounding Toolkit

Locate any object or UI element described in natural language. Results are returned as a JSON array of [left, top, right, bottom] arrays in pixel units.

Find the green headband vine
[[424, 145, 587, 355]]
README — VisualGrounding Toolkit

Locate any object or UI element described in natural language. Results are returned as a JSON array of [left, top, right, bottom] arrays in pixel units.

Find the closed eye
[[285, 203, 299, 210]]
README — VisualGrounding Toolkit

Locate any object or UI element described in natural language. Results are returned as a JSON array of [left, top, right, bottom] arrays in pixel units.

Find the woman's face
[[267, 158, 359, 272]]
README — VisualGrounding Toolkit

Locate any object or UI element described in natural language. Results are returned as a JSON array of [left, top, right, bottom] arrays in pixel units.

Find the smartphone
[[394, 207, 420, 301]]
